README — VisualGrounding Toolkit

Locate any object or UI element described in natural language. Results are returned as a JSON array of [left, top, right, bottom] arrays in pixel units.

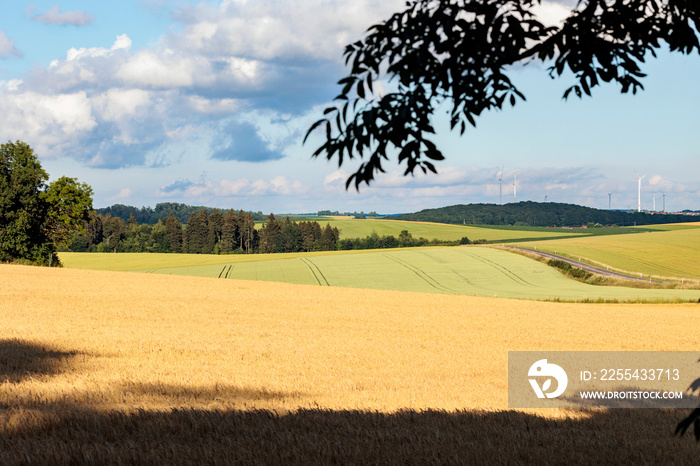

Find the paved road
[[509, 247, 667, 284]]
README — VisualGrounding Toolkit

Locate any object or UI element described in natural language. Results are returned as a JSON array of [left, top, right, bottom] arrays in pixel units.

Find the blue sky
[[1, 1, 698, 214]]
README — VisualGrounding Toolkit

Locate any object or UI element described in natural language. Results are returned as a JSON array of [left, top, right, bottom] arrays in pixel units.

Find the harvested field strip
[[1, 264, 698, 463]]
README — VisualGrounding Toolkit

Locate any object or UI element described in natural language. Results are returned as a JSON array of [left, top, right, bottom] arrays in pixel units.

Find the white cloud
[[186, 96, 240, 115], [174, 0, 404, 61], [116, 49, 199, 88], [0, 87, 96, 155], [324, 169, 349, 186], [93, 88, 151, 122], [0, 1, 412, 170], [112, 34, 132, 51], [648, 175, 663, 186], [159, 175, 309, 199], [111, 187, 133, 200], [532, 1, 574, 27], [30, 6, 94, 26], [0, 31, 22, 58], [217, 178, 252, 195]]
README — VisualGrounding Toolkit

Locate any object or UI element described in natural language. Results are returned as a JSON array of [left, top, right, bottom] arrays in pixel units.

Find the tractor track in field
[[382, 253, 455, 294], [300, 257, 329, 286], [510, 247, 668, 283], [456, 249, 537, 288], [217, 264, 233, 279], [413, 250, 477, 287]]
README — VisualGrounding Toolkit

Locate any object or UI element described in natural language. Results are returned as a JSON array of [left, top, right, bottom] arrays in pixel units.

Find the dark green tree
[[102, 214, 126, 253], [85, 211, 103, 248], [150, 221, 168, 252], [259, 213, 281, 253], [1, 141, 93, 265], [237, 209, 247, 251], [299, 221, 320, 252], [241, 212, 256, 254], [185, 210, 210, 254], [0, 141, 52, 263], [207, 209, 224, 253], [221, 209, 239, 253], [398, 230, 414, 247], [320, 224, 340, 251], [279, 217, 302, 253], [306, 0, 700, 188], [43, 176, 93, 249], [164, 212, 183, 253]]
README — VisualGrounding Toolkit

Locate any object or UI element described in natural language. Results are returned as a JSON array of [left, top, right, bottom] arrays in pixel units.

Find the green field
[[59, 249, 379, 271], [287, 217, 688, 243], [297, 218, 574, 242], [526, 224, 700, 280], [60, 247, 700, 302]]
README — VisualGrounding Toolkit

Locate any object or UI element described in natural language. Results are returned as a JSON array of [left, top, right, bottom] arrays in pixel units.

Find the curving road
[[508, 247, 667, 284]]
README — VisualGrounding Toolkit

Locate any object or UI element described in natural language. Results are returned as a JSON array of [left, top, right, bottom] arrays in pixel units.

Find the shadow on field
[[0, 339, 300, 409], [1, 407, 699, 464], [1, 339, 698, 463], [0, 339, 87, 383]]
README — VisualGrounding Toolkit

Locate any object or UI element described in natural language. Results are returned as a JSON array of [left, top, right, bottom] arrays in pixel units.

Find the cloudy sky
[[1, 1, 698, 214]]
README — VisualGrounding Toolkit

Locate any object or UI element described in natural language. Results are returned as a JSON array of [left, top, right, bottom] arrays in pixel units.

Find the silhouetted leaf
[[676, 408, 700, 441], [304, 0, 700, 191], [303, 119, 327, 144]]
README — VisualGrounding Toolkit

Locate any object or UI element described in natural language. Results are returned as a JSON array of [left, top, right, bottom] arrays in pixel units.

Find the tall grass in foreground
[[1, 265, 698, 463]]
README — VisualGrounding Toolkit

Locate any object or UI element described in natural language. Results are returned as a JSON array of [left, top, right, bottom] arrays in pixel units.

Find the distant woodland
[[95, 203, 266, 224], [68, 210, 338, 254], [67, 210, 456, 254], [394, 202, 700, 227]]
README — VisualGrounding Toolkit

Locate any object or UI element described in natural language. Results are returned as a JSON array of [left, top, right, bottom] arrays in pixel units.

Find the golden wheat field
[[1, 264, 699, 463]]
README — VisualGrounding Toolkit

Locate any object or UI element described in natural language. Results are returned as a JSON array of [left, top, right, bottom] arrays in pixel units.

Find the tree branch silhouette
[[305, 0, 700, 189]]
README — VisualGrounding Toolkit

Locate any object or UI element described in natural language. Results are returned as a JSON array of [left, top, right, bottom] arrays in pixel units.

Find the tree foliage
[[0, 141, 93, 265], [68, 212, 477, 254], [43, 176, 93, 248], [305, 0, 700, 189], [95, 202, 266, 225], [0, 141, 50, 263]]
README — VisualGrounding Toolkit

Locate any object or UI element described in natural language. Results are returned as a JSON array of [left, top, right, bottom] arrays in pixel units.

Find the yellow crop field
[[1, 264, 698, 463], [527, 226, 700, 280]]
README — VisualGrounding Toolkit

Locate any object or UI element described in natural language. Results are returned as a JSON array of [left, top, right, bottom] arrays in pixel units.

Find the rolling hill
[[393, 201, 699, 227]]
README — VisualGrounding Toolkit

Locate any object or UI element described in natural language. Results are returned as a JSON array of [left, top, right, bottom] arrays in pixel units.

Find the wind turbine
[[652, 193, 656, 212], [497, 165, 504, 204], [544, 192, 548, 202], [608, 192, 613, 210], [513, 172, 519, 202], [662, 193, 666, 212], [635, 171, 645, 212]]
